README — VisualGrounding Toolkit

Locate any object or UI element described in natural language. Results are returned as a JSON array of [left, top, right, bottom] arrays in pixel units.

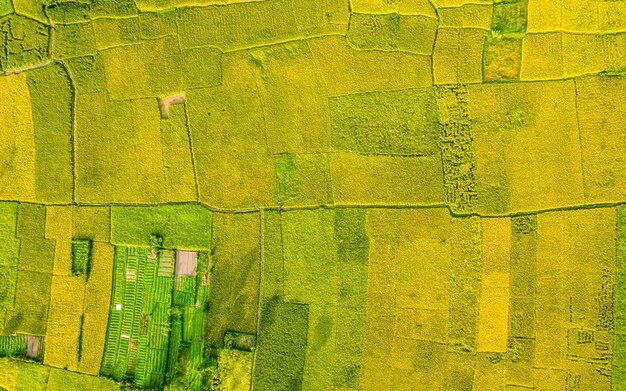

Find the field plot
[[330, 88, 439, 156], [576, 75, 626, 204], [0, 73, 36, 202], [186, 52, 277, 209], [204, 213, 260, 347], [433, 28, 485, 84], [101, 244, 212, 389], [467, 80, 584, 214], [251, 41, 331, 155], [0, 15, 48, 71], [101, 246, 174, 388], [26, 64, 73, 204]]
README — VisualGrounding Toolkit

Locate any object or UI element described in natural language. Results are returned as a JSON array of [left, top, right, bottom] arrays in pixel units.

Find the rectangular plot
[[76, 93, 168, 204], [252, 301, 309, 391], [520, 33, 563, 81], [329, 153, 444, 205], [0, 73, 36, 202], [347, 13, 437, 54], [45, 206, 73, 276], [434, 28, 485, 85], [448, 217, 481, 352], [111, 205, 212, 250], [44, 275, 85, 371], [5, 270, 51, 335], [204, 213, 260, 347], [576, 75, 626, 203], [332, 209, 368, 388], [275, 153, 333, 207], [309, 35, 432, 97], [159, 104, 197, 202], [468, 80, 583, 214], [17, 237, 55, 275], [26, 64, 73, 204], [70, 206, 109, 244], [79, 243, 114, 375], [476, 218, 511, 353], [252, 41, 331, 155], [185, 53, 277, 209], [177, 0, 299, 51], [330, 88, 439, 156]]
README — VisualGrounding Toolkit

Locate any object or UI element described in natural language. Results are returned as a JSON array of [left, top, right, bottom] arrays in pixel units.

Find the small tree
[[149, 234, 164, 250]]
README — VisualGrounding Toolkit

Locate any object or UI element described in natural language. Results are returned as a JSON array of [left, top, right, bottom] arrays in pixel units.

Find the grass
[[111, 205, 212, 250], [71, 240, 91, 276]]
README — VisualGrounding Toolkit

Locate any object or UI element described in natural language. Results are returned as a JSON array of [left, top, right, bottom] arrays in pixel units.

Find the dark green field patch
[[204, 213, 260, 347], [491, 0, 528, 35], [0, 15, 48, 71], [252, 299, 309, 391], [71, 240, 91, 276]]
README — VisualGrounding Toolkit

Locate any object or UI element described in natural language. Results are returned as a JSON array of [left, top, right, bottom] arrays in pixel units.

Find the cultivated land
[[1, 0, 626, 390]]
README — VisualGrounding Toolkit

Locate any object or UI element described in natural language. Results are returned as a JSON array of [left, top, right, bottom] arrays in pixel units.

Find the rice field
[[1, 0, 626, 390]]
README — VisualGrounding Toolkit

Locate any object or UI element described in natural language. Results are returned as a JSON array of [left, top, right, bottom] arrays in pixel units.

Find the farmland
[[1, 0, 626, 390]]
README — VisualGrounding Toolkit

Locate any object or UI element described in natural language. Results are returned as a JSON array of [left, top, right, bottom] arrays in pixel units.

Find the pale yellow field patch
[[520, 33, 564, 81], [78, 242, 114, 375], [45, 206, 73, 276], [0, 73, 36, 202], [44, 275, 85, 371], [476, 217, 510, 353], [527, 0, 562, 32]]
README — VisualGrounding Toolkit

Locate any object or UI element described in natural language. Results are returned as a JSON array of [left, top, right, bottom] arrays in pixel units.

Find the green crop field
[[1, 0, 626, 390]]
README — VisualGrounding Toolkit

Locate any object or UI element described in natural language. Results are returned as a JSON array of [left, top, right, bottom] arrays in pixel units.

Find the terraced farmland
[[1, 0, 626, 390]]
